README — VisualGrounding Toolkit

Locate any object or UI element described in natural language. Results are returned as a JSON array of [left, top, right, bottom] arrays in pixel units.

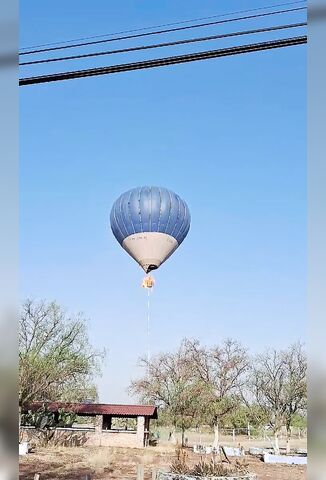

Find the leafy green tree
[[223, 403, 269, 439], [19, 299, 104, 419], [224, 405, 251, 429], [290, 412, 307, 430]]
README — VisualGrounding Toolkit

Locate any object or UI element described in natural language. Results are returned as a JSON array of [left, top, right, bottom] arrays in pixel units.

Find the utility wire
[[20, 22, 306, 66], [19, 36, 307, 86], [20, 0, 306, 51], [20, 6, 307, 56]]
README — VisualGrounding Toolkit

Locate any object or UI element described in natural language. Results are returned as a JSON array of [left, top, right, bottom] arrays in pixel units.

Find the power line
[[20, 0, 306, 51], [19, 36, 307, 86], [20, 22, 306, 67], [20, 6, 307, 56]]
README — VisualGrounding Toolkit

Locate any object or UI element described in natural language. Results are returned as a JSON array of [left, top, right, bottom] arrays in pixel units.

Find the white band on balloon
[[122, 232, 179, 273]]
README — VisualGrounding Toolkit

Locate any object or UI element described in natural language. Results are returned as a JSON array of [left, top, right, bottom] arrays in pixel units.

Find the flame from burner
[[142, 275, 155, 289]]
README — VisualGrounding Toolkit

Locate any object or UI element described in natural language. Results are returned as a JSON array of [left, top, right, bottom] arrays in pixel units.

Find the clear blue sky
[[20, 1, 307, 402]]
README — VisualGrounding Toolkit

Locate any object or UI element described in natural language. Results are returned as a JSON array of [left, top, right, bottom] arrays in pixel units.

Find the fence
[[156, 425, 307, 447], [218, 426, 307, 441]]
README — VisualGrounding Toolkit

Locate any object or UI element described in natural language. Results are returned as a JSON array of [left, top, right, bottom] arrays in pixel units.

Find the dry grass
[[20, 445, 307, 480]]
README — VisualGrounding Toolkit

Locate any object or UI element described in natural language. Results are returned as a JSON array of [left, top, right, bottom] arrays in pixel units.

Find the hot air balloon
[[110, 186, 191, 273]]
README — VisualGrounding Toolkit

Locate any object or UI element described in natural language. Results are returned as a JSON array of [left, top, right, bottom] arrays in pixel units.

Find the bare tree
[[19, 299, 104, 423], [185, 339, 249, 447], [130, 340, 204, 446], [283, 343, 307, 452], [249, 343, 307, 454]]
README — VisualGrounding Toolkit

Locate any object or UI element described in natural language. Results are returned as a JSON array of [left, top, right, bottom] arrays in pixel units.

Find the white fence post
[[137, 464, 144, 480]]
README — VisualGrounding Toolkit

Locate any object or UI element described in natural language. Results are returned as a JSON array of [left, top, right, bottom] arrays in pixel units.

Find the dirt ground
[[19, 444, 307, 480]]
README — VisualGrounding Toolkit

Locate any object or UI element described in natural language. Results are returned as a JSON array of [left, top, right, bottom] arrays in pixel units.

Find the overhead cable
[[20, 6, 307, 56], [20, 22, 306, 66], [19, 36, 307, 86], [19, 0, 306, 51]]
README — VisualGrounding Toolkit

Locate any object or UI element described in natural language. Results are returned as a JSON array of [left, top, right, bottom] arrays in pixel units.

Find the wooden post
[[232, 429, 235, 443], [34, 475, 40, 480], [247, 422, 251, 442], [220, 446, 231, 464], [137, 464, 144, 480], [152, 469, 157, 480]]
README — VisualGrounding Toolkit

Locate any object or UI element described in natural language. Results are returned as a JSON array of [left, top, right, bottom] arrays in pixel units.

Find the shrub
[[170, 447, 251, 478]]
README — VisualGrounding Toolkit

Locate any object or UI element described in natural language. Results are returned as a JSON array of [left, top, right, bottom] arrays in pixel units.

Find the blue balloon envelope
[[110, 186, 191, 273]]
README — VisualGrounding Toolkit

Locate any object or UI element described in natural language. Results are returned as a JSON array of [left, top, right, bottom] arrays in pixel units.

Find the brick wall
[[20, 414, 146, 449]]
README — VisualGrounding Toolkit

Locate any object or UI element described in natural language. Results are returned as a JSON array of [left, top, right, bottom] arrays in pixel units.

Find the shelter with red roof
[[21, 402, 158, 448]]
